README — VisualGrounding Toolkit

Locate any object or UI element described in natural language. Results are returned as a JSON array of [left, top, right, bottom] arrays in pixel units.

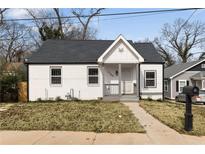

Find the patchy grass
[[0, 101, 145, 133], [140, 100, 205, 136], [0, 103, 14, 112]]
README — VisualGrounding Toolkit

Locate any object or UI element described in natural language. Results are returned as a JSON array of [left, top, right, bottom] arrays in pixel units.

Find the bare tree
[[26, 8, 68, 41], [156, 18, 205, 63], [199, 52, 205, 60], [0, 8, 9, 25], [72, 8, 104, 40], [0, 22, 33, 62], [154, 38, 175, 67], [53, 8, 64, 39]]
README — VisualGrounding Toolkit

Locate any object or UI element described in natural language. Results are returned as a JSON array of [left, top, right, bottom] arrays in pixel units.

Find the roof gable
[[98, 35, 144, 63], [164, 59, 205, 79]]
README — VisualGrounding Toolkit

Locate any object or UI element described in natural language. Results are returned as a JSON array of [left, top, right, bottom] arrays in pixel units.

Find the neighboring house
[[25, 35, 164, 101], [164, 58, 205, 99]]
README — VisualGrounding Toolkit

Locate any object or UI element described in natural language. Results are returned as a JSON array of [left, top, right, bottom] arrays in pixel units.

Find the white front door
[[121, 67, 133, 94]]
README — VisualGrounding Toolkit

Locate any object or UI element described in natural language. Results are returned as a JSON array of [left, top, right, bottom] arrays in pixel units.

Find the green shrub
[[36, 98, 42, 102], [55, 96, 63, 101], [156, 98, 162, 102], [0, 75, 18, 92], [71, 97, 80, 101], [147, 97, 153, 101]]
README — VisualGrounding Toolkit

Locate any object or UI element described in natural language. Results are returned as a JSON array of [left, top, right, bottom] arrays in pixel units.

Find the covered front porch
[[101, 63, 140, 102], [191, 72, 205, 90], [97, 35, 144, 102]]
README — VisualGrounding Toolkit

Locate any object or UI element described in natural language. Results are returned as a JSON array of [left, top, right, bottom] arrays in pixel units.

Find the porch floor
[[103, 95, 139, 102]]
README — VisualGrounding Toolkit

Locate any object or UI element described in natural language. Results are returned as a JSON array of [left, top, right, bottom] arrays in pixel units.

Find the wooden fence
[[17, 82, 27, 102]]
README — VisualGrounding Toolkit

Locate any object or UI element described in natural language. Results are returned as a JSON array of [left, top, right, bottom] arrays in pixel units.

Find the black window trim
[[87, 66, 99, 86], [50, 66, 62, 87], [144, 70, 157, 88]]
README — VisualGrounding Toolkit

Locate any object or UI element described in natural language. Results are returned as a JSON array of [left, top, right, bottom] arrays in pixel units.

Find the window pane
[[180, 87, 183, 92], [146, 80, 155, 87], [51, 77, 61, 84], [89, 68, 98, 75], [179, 81, 186, 92], [179, 81, 186, 87], [89, 76, 98, 84], [146, 72, 155, 78], [52, 69, 61, 76]]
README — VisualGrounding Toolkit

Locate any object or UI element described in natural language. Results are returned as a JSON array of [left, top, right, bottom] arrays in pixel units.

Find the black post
[[184, 94, 193, 131]]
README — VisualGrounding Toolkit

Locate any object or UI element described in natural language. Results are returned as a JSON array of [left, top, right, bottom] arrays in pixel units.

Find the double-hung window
[[88, 67, 99, 85], [50, 66, 62, 85], [145, 71, 156, 88], [178, 80, 186, 93]]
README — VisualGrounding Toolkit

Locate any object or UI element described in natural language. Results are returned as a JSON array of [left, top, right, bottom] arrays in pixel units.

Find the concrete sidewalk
[[0, 131, 151, 145], [0, 130, 205, 145], [124, 102, 205, 145]]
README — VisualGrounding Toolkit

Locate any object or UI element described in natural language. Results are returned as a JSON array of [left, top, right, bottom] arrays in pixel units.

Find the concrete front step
[[103, 95, 139, 102]]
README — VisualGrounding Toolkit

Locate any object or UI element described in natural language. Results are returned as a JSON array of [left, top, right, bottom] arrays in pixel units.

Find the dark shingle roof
[[26, 39, 163, 64], [132, 42, 163, 62], [164, 60, 202, 79]]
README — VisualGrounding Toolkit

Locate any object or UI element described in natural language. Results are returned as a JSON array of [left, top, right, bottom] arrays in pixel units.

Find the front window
[[88, 67, 99, 85], [50, 67, 62, 85], [164, 80, 168, 92], [145, 71, 156, 88], [179, 80, 186, 92]]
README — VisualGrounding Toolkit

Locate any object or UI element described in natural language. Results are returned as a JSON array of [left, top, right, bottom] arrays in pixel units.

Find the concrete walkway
[[124, 102, 205, 144]]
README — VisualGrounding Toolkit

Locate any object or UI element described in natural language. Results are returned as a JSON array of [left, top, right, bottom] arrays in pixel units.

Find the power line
[[181, 9, 198, 28], [0, 10, 197, 41], [2, 8, 203, 22], [1, 8, 198, 29], [0, 8, 203, 41]]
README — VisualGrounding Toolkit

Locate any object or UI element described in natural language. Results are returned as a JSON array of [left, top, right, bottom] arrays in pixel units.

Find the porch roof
[[26, 39, 163, 64], [191, 72, 205, 80]]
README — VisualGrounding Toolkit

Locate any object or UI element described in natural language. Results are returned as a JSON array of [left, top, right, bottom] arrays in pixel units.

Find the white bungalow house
[[25, 35, 164, 101]]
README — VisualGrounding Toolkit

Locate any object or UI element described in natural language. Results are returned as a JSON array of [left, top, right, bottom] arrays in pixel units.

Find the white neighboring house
[[25, 35, 164, 101]]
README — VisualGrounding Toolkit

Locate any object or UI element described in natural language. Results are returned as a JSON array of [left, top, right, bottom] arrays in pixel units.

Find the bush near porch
[[0, 101, 145, 133], [140, 100, 205, 136]]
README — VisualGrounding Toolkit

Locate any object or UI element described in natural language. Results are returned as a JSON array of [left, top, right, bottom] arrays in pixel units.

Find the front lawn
[[140, 100, 205, 136], [0, 101, 145, 133]]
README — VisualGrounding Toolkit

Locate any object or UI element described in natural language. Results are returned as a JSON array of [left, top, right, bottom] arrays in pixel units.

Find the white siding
[[103, 40, 140, 63], [29, 64, 103, 101], [140, 64, 163, 99]]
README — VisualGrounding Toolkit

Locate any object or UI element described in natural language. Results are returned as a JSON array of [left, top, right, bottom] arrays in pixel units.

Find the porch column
[[118, 64, 122, 96], [136, 63, 139, 97], [101, 64, 105, 97]]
